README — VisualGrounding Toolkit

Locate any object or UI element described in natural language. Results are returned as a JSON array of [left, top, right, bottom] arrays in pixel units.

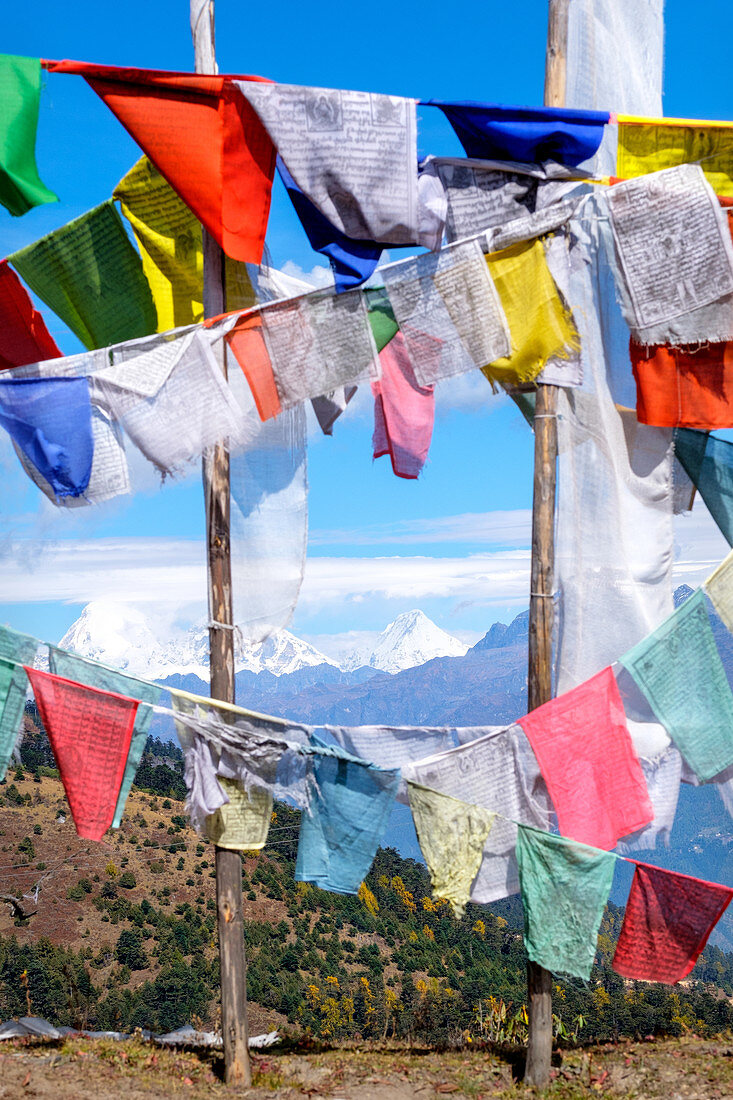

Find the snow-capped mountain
[[343, 610, 469, 674], [54, 603, 468, 681], [56, 601, 336, 681]]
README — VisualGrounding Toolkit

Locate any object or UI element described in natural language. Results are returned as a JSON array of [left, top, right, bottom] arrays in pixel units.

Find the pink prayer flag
[[372, 330, 436, 479], [25, 666, 139, 841], [613, 862, 733, 984], [518, 667, 653, 849]]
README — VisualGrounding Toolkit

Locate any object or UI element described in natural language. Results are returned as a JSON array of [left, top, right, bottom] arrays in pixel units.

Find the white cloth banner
[[236, 81, 420, 245]]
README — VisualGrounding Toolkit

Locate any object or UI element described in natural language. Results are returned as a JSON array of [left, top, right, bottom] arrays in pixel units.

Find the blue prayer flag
[[0, 376, 93, 498], [425, 101, 609, 167], [296, 736, 400, 894], [278, 157, 383, 292]]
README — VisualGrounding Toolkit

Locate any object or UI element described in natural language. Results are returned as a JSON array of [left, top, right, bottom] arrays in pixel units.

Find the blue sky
[[0, 0, 731, 652]]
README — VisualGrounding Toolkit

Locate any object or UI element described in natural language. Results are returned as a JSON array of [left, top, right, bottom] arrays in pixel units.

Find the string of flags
[[2, 546, 733, 984], [4, 48, 733, 989]]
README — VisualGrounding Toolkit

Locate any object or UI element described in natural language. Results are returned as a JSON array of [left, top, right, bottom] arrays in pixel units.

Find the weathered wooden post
[[191, 0, 252, 1085], [523, 0, 567, 1088]]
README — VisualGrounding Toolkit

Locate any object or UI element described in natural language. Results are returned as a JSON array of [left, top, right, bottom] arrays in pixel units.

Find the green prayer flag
[[516, 825, 616, 981], [620, 589, 733, 781], [0, 55, 57, 216], [0, 624, 38, 780], [366, 287, 399, 352], [48, 646, 162, 829], [10, 200, 157, 350]]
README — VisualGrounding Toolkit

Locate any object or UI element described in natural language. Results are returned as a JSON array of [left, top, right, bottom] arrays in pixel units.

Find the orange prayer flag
[[225, 313, 282, 421], [44, 61, 276, 264]]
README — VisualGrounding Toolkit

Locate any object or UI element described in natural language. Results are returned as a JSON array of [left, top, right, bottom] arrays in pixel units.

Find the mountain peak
[[365, 610, 468, 674]]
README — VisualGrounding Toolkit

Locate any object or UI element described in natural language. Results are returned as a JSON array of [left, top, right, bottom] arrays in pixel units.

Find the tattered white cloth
[[606, 164, 733, 346], [236, 81, 421, 245], [380, 238, 510, 385], [404, 723, 554, 904]]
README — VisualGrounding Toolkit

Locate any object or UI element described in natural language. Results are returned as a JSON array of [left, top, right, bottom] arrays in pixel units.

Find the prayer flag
[[705, 548, 733, 634], [205, 778, 272, 851], [620, 589, 733, 781], [365, 287, 399, 352], [44, 61, 276, 265], [0, 625, 37, 781], [483, 237, 579, 388], [238, 81, 418, 245], [9, 201, 157, 350], [407, 782, 495, 918], [617, 117, 733, 198], [114, 156, 204, 331], [613, 862, 733, 984], [25, 667, 139, 842], [631, 340, 733, 430], [277, 157, 382, 291], [518, 667, 653, 850], [372, 330, 435, 480], [403, 724, 554, 904], [114, 156, 257, 331], [227, 289, 377, 421], [48, 647, 162, 829], [0, 55, 57, 216], [606, 165, 733, 345], [674, 429, 733, 546], [296, 739, 400, 894], [381, 239, 510, 386], [428, 101, 609, 167], [0, 377, 93, 499], [0, 261, 61, 370], [516, 826, 616, 981]]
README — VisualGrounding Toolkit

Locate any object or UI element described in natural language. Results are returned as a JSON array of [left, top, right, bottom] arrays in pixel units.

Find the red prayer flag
[[44, 61, 276, 265], [372, 330, 435, 480], [631, 340, 733, 429], [25, 666, 139, 841], [0, 261, 61, 370], [225, 312, 282, 421], [613, 862, 733, 984], [518, 667, 653, 850]]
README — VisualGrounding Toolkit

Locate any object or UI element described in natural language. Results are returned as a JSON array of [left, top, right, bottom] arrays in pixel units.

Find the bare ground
[[1, 1034, 733, 1099]]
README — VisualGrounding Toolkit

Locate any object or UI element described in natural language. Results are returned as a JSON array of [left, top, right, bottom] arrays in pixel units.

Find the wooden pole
[[523, 0, 567, 1088], [192, 0, 252, 1086]]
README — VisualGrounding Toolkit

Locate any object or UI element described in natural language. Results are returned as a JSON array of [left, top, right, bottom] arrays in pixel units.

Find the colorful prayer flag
[[0, 377, 93, 499], [428, 101, 609, 167], [48, 647, 162, 829], [0, 625, 37, 781], [483, 237, 579, 388], [518, 667, 653, 850], [295, 739, 400, 895], [631, 339, 733, 430], [205, 778, 273, 851], [45, 61, 276, 264], [613, 862, 733, 984], [372, 330, 435, 479], [620, 589, 733, 781], [0, 55, 57, 215], [674, 429, 733, 546], [617, 116, 733, 198], [0, 261, 61, 370], [9, 201, 157, 350], [516, 826, 616, 981], [25, 667, 139, 842], [407, 782, 495, 919]]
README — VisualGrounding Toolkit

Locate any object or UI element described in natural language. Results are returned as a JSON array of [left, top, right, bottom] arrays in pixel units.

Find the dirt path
[[1, 1034, 732, 1098]]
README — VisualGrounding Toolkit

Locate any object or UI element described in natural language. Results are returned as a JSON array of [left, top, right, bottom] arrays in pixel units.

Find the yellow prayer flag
[[704, 548, 733, 634], [114, 157, 256, 332], [205, 777, 273, 851], [617, 116, 733, 197], [483, 237, 579, 388]]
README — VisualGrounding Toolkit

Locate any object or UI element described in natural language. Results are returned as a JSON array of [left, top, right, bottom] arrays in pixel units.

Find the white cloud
[[309, 509, 533, 548]]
